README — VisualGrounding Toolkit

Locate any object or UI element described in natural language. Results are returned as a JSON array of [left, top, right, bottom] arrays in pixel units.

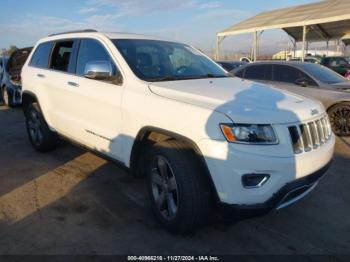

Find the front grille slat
[[308, 122, 318, 149], [289, 126, 303, 154], [288, 115, 331, 154], [316, 120, 325, 144], [299, 124, 312, 152]]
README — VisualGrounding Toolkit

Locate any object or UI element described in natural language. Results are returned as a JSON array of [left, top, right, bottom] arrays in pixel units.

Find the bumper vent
[[288, 116, 332, 154]]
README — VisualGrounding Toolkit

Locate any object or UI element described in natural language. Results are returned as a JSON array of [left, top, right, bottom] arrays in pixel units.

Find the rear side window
[[235, 68, 244, 78], [30, 42, 53, 68], [274, 65, 301, 83], [273, 65, 317, 86], [50, 41, 74, 72], [76, 39, 115, 76], [244, 65, 271, 80]]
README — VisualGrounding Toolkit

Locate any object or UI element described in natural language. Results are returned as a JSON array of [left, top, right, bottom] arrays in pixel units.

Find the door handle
[[37, 74, 45, 78], [67, 81, 79, 87]]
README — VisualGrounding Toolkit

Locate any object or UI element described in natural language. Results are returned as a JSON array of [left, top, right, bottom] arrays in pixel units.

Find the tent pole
[[301, 25, 307, 62], [216, 36, 220, 60], [253, 31, 258, 61], [337, 39, 340, 53], [293, 40, 297, 59]]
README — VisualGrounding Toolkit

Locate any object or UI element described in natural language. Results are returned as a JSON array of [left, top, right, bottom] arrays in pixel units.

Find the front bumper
[[218, 160, 332, 217], [197, 133, 335, 205]]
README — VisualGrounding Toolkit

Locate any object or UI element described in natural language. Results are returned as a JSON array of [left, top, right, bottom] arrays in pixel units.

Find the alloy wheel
[[329, 106, 350, 136], [150, 155, 179, 220], [28, 109, 44, 146]]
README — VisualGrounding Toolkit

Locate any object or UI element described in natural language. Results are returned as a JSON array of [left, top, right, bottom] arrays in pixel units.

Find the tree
[[1, 45, 18, 56]]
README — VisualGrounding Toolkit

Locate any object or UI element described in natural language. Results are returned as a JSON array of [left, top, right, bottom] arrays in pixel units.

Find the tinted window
[[264, 65, 273, 80], [245, 65, 265, 80], [235, 68, 244, 78], [218, 62, 235, 71], [273, 65, 302, 83], [244, 65, 272, 80], [50, 41, 74, 72], [113, 39, 227, 81], [329, 57, 349, 67], [298, 63, 346, 84], [30, 42, 53, 68], [76, 39, 115, 76]]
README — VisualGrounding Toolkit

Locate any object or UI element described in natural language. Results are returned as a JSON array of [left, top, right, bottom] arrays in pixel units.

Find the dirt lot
[[0, 106, 349, 255]]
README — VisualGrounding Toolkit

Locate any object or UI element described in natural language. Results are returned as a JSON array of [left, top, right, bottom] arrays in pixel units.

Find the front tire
[[328, 103, 350, 136], [24, 102, 58, 152], [147, 140, 212, 234]]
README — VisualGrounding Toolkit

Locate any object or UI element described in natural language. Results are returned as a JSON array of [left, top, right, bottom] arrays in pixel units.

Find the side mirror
[[84, 60, 113, 80], [295, 78, 308, 87]]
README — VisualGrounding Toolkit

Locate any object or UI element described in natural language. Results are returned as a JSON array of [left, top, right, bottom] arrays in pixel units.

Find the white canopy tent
[[216, 0, 350, 61]]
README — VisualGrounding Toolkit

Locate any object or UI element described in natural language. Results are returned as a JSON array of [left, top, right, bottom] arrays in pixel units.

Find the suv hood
[[149, 78, 324, 124]]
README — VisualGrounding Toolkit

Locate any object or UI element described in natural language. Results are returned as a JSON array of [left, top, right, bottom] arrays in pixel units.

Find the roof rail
[[48, 29, 98, 37]]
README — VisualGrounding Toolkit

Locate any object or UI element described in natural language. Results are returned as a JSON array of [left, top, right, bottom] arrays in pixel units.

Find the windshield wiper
[[147, 76, 180, 82], [146, 74, 228, 82], [199, 73, 228, 78]]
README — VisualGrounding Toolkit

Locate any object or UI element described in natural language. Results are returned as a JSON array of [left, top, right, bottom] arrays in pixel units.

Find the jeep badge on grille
[[311, 109, 319, 116]]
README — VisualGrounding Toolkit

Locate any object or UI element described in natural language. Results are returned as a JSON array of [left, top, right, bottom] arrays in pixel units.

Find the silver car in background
[[234, 61, 350, 136]]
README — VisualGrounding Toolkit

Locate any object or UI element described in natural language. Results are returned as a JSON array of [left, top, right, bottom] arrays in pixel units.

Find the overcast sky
[[0, 0, 318, 53]]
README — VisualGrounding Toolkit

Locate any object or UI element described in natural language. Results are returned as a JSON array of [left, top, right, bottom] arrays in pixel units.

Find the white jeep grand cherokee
[[21, 30, 335, 233]]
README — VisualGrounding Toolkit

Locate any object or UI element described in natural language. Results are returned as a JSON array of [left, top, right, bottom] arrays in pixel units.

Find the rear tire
[[24, 102, 58, 152], [147, 139, 213, 234], [328, 103, 350, 136]]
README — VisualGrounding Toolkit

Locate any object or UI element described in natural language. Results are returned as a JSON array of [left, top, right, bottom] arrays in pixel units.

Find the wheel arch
[[22, 91, 41, 115], [130, 126, 220, 202]]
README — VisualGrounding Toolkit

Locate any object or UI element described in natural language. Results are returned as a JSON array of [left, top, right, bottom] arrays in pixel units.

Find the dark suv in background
[[320, 56, 350, 78], [1, 47, 32, 107]]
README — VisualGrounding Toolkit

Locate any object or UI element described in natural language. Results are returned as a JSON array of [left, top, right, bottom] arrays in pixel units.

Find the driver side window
[[273, 65, 317, 87], [134, 46, 166, 78], [76, 39, 117, 76]]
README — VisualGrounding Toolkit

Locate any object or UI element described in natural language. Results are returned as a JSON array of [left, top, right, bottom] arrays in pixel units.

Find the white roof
[[42, 31, 170, 43], [218, 0, 350, 41]]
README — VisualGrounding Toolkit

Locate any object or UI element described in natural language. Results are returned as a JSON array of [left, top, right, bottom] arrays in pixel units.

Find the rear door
[[37, 40, 80, 137]]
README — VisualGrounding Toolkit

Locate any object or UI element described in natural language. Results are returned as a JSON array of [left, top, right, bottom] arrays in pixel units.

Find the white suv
[[21, 30, 335, 233]]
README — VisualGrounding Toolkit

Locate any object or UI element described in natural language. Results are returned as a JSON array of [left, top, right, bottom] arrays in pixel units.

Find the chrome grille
[[289, 116, 332, 154]]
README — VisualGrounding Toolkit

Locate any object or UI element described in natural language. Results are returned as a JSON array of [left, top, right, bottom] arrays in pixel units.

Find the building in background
[[273, 49, 343, 60]]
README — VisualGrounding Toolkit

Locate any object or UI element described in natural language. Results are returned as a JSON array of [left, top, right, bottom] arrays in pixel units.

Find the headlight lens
[[220, 124, 278, 144]]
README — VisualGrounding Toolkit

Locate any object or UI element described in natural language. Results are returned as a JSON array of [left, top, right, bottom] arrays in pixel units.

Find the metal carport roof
[[216, 0, 350, 60]]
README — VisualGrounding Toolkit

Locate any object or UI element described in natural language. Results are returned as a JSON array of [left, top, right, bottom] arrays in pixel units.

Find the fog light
[[242, 174, 270, 189]]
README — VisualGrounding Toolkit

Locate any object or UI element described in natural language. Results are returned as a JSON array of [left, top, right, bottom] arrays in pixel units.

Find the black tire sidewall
[[147, 140, 211, 233], [25, 102, 58, 152]]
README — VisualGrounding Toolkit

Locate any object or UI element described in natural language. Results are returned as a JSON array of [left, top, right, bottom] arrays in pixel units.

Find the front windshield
[[298, 63, 347, 84], [112, 39, 228, 82]]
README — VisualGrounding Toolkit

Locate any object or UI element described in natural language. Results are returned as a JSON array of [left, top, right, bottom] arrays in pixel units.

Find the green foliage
[[1, 45, 18, 56]]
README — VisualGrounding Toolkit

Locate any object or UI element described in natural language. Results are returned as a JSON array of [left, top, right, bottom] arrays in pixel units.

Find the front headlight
[[220, 124, 278, 144]]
